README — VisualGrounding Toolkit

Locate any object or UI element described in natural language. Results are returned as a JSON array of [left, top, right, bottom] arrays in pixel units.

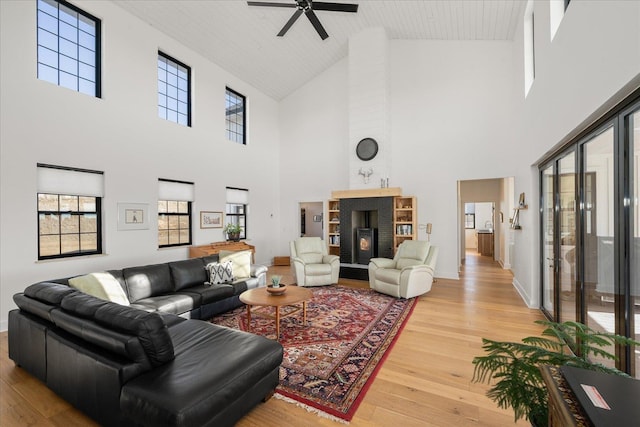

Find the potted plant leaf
[[223, 223, 242, 241], [472, 320, 639, 427]]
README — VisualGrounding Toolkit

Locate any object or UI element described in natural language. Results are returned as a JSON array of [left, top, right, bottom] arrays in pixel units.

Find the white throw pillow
[[219, 250, 252, 279], [68, 272, 130, 306], [206, 261, 234, 284]]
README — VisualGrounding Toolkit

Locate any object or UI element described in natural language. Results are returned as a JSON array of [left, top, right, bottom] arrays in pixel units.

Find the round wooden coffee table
[[239, 285, 312, 340]]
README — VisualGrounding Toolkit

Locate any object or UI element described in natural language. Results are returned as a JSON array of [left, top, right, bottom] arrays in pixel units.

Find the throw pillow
[[206, 261, 234, 285], [219, 250, 252, 279], [68, 272, 130, 306]]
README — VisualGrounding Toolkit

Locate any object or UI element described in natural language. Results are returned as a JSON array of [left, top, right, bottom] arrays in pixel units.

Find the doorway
[[299, 202, 323, 238], [458, 177, 514, 270], [464, 202, 495, 257]]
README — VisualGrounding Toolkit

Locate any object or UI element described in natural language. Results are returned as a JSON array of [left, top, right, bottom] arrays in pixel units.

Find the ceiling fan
[[247, 0, 359, 40]]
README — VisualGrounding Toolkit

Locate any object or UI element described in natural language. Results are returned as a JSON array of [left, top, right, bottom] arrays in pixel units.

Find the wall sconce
[[419, 223, 433, 241]]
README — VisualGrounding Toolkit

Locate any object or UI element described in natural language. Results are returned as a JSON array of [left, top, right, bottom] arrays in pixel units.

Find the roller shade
[[226, 187, 248, 204], [37, 164, 104, 197], [159, 179, 194, 201]]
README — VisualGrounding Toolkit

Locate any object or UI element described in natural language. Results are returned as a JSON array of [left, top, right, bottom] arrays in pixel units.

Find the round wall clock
[[356, 138, 378, 161]]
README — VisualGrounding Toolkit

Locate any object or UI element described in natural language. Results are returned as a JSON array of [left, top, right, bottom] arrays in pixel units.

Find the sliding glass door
[[539, 94, 639, 377], [541, 165, 554, 317], [629, 109, 639, 376], [558, 152, 577, 323], [582, 126, 615, 368]]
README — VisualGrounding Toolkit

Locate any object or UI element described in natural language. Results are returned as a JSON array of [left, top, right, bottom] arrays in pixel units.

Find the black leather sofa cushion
[[123, 264, 173, 302], [51, 308, 152, 368], [169, 259, 207, 291], [202, 254, 220, 265], [179, 283, 235, 305], [61, 291, 109, 318], [131, 293, 197, 316], [24, 282, 76, 304], [106, 269, 130, 297], [13, 293, 58, 322], [120, 320, 283, 427], [94, 303, 174, 367]]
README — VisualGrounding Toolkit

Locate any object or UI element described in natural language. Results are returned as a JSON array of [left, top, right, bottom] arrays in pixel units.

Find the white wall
[[508, 0, 640, 307], [277, 59, 350, 257], [390, 41, 516, 279], [0, 1, 281, 329]]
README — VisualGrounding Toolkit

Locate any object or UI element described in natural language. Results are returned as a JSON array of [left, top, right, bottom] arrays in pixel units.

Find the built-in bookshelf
[[393, 196, 416, 252], [327, 199, 340, 256]]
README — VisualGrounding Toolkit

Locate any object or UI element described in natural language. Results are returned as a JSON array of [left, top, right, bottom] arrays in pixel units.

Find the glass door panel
[[559, 152, 577, 323], [631, 110, 639, 377], [583, 127, 615, 368], [542, 165, 555, 315]]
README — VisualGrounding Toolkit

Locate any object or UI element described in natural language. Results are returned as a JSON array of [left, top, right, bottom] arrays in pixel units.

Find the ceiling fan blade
[[247, 1, 296, 8], [305, 9, 329, 40], [311, 2, 358, 13], [277, 9, 303, 37]]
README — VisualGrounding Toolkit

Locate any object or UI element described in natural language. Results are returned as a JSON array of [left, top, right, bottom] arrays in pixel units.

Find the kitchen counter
[[477, 231, 494, 257]]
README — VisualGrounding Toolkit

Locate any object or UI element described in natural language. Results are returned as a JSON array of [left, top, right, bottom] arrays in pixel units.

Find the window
[[523, 0, 535, 96], [37, 0, 101, 96], [37, 164, 103, 259], [158, 52, 191, 126], [226, 187, 248, 239], [550, 0, 571, 40], [158, 179, 193, 247], [226, 87, 246, 144]]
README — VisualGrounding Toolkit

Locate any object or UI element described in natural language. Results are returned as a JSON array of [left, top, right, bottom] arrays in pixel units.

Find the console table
[[539, 365, 591, 427], [189, 241, 255, 262]]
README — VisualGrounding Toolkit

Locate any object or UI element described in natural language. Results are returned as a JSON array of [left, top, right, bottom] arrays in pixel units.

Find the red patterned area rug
[[210, 285, 417, 422]]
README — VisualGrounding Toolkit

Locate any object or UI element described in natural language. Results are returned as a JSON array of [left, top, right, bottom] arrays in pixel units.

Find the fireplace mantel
[[331, 187, 402, 199]]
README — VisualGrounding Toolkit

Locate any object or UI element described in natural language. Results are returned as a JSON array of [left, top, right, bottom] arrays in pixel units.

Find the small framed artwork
[[118, 203, 149, 231], [519, 192, 526, 208], [313, 214, 322, 222], [200, 211, 223, 229]]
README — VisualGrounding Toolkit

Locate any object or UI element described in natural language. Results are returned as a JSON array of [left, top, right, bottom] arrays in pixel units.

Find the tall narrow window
[[158, 52, 191, 126], [226, 187, 248, 239], [158, 179, 193, 247], [524, 1, 535, 96], [550, 0, 570, 40], [37, 0, 101, 96], [37, 164, 103, 259], [226, 87, 246, 144]]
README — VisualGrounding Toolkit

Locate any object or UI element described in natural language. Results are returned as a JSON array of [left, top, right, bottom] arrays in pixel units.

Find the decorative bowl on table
[[266, 284, 287, 295]]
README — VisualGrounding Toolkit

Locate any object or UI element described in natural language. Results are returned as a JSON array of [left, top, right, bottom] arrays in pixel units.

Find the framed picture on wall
[[200, 211, 223, 229], [117, 203, 149, 230]]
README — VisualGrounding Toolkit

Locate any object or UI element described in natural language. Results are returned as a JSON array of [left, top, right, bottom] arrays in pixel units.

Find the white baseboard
[[512, 277, 536, 308]]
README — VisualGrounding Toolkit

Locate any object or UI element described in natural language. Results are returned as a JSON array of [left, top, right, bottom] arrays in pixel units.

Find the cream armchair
[[368, 240, 438, 299], [290, 237, 340, 287]]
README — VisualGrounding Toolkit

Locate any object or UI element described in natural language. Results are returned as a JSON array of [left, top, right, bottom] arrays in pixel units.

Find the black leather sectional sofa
[[8, 255, 283, 427]]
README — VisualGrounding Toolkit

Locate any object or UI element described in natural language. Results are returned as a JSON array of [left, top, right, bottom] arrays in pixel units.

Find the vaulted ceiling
[[113, 1, 526, 100]]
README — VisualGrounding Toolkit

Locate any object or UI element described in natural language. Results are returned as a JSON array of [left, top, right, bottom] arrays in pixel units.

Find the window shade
[[226, 187, 248, 204], [159, 179, 194, 201], [37, 165, 104, 197]]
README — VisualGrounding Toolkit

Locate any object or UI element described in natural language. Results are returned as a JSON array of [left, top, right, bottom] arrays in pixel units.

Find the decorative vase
[[266, 284, 287, 295], [227, 232, 240, 242]]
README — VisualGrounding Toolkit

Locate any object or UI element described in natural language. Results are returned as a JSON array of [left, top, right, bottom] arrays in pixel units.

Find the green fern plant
[[472, 320, 639, 427]]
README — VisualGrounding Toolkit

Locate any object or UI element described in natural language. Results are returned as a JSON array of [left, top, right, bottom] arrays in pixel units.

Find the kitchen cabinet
[[477, 232, 494, 257]]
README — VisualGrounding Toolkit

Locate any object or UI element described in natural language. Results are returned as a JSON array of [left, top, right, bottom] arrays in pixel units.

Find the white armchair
[[368, 240, 438, 299], [290, 237, 340, 287]]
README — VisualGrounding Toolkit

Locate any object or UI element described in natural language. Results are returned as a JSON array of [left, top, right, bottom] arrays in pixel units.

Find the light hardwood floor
[[0, 252, 544, 426]]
